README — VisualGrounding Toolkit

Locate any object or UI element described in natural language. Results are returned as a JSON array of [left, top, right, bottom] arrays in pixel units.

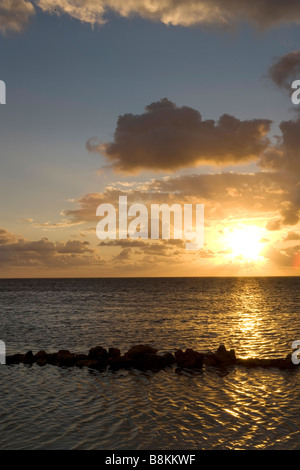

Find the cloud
[[283, 231, 300, 241], [99, 238, 185, 249], [0, 229, 103, 268], [64, 169, 291, 225], [259, 115, 300, 173], [261, 244, 300, 268], [266, 219, 282, 231], [35, 0, 300, 29], [99, 238, 186, 260], [87, 98, 271, 173], [268, 50, 300, 91], [0, 0, 35, 34], [4, 0, 300, 36], [259, 237, 270, 243], [258, 113, 300, 228], [0, 228, 18, 245]]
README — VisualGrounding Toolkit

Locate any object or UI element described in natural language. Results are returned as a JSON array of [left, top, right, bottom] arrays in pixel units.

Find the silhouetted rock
[[57, 350, 76, 367], [215, 344, 236, 365], [203, 353, 218, 367], [109, 349, 174, 371], [174, 349, 204, 369], [133, 353, 167, 371], [5, 343, 299, 373], [108, 348, 121, 360], [236, 358, 262, 367], [277, 353, 297, 370], [35, 350, 47, 359], [6, 353, 23, 365], [162, 352, 176, 366], [124, 344, 158, 360], [76, 359, 101, 370], [36, 358, 47, 367], [236, 354, 297, 369], [22, 351, 35, 365], [88, 346, 108, 362], [261, 358, 283, 368], [46, 353, 58, 365], [75, 353, 88, 363], [108, 356, 133, 371]]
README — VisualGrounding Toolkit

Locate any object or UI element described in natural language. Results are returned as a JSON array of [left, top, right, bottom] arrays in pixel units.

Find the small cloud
[[259, 237, 270, 243], [268, 50, 300, 92], [283, 231, 300, 241]]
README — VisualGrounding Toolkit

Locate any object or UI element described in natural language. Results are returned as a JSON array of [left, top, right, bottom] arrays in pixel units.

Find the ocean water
[[0, 277, 300, 449]]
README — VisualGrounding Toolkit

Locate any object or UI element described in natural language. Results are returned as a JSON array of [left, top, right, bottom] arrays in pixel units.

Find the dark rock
[[108, 348, 121, 360], [57, 350, 76, 367], [57, 349, 71, 357], [35, 350, 47, 359], [236, 358, 262, 368], [6, 354, 23, 365], [162, 352, 176, 366], [46, 353, 58, 365], [124, 344, 158, 360], [88, 346, 108, 362], [203, 353, 218, 367], [133, 353, 167, 371], [22, 350, 35, 365], [76, 359, 101, 370], [109, 349, 174, 372], [109, 356, 133, 371], [215, 344, 236, 365], [7, 343, 299, 373], [174, 349, 204, 369], [277, 353, 297, 370], [36, 358, 47, 367], [75, 353, 88, 363], [261, 358, 282, 368]]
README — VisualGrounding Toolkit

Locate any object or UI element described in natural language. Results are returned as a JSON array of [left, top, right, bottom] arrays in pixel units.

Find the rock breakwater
[[5, 344, 298, 373]]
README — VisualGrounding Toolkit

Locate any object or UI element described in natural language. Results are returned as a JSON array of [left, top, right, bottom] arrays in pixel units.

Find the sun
[[225, 226, 264, 262]]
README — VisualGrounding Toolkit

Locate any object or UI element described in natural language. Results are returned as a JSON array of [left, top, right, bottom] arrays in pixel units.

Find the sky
[[1, 0, 300, 277]]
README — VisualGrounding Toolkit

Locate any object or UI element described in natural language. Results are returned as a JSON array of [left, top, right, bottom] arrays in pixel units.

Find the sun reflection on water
[[233, 281, 269, 358]]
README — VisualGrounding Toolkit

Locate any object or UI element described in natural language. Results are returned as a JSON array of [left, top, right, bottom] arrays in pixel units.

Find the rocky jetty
[[5, 344, 298, 372]]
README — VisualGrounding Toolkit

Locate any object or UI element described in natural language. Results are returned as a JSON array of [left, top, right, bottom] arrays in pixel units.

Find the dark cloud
[[87, 99, 271, 173], [259, 115, 300, 173], [283, 231, 300, 241], [268, 50, 300, 91], [0, 0, 35, 34], [0, 230, 103, 268], [258, 113, 300, 229]]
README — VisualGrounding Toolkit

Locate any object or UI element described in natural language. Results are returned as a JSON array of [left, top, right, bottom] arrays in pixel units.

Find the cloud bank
[[35, 0, 300, 29], [0, 229, 103, 268], [3, 1, 300, 36]]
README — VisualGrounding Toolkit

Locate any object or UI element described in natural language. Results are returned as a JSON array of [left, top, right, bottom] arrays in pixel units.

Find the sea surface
[[0, 277, 300, 450]]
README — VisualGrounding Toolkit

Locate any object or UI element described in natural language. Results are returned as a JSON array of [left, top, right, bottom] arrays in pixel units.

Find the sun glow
[[225, 226, 264, 262]]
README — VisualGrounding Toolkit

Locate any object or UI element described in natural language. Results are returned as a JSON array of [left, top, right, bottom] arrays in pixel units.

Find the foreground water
[[0, 277, 299, 449]]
